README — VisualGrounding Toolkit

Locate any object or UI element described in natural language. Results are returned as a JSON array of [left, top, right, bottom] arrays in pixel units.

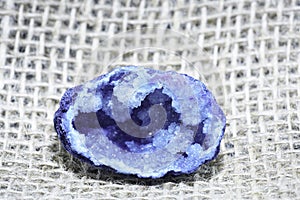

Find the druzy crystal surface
[[54, 66, 226, 178]]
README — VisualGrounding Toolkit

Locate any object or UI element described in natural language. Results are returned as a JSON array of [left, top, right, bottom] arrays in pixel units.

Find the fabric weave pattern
[[0, 0, 299, 199]]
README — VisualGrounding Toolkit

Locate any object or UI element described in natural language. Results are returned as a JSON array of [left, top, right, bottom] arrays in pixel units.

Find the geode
[[54, 66, 226, 178]]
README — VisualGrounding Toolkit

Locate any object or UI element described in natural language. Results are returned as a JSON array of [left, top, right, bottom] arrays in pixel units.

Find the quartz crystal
[[54, 66, 226, 178]]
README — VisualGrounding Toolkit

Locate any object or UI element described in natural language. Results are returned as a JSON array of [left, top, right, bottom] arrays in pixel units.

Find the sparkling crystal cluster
[[54, 66, 226, 178]]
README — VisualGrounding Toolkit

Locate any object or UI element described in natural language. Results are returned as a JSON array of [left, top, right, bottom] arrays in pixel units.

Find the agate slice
[[54, 66, 226, 178]]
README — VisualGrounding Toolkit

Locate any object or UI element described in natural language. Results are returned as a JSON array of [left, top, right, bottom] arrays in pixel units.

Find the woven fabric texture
[[0, 0, 299, 199]]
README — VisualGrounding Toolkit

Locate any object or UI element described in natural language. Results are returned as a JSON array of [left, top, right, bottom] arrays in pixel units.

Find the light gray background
[[0, 0, 299, 199]]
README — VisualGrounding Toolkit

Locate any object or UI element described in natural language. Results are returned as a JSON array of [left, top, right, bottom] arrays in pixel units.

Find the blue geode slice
[[54, 66, 226, 178]]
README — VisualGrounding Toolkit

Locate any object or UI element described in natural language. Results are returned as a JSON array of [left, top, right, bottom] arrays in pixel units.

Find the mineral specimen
[[54, 66, 226, 178]]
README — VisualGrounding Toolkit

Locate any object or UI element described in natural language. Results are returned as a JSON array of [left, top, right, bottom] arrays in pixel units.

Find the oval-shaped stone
[[54, 66, 226, 178]]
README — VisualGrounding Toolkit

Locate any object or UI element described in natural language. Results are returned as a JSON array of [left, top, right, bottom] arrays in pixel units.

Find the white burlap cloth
[[0, 0, 299, 199]]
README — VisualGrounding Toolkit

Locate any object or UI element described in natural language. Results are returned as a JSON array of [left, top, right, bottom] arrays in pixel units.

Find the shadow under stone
[[49, 138, 224, 186]]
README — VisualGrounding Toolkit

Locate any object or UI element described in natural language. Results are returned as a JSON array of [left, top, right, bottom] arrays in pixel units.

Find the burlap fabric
[[0, 0, 299, 199]]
